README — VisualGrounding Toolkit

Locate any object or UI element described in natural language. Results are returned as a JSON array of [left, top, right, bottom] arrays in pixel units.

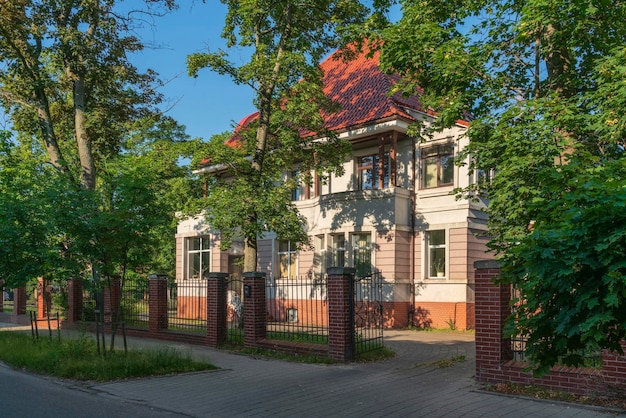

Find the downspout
[[408, 134, 417, 327]]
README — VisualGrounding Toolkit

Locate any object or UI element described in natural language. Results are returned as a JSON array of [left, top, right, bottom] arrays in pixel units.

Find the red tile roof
[[228, 44, 424, 140], [320, 46, 422, 132]]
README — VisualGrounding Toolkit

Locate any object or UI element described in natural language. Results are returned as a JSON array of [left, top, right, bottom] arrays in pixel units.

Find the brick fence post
[[103, 277, 121, 331], [12, 286, 27, 321], [66, 278, 83, 325], [474, 260, 511, 382], [206, 272, 228, 347], [327, 267, 355, 363], [243, 272, 266, 348], [37, 277, 45, 319], [149, 274, 169, 333]]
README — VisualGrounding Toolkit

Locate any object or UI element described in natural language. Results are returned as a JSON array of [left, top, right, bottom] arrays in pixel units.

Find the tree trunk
[[34, 86, 67, 172], [243, 238, 258, 272], [73, 75, 97, 190]]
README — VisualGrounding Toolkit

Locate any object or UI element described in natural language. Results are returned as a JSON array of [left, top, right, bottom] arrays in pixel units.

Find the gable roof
[[228, 45, 424, 141], [320, 46, 422, 132]]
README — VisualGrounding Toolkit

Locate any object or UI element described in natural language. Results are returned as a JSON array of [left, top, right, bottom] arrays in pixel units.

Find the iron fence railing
[[121, 280, 149, 329], [353, 272, 384, 354], [168, 279, 207, 333], [226, 277, 244, 344], [266, 275, 328, 344], [510, 285, 602, 368]]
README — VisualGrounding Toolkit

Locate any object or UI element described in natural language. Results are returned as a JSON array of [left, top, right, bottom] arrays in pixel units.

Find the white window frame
[[186, 236, 211, 280], [277, 240, 298, 279], [351, 233, 373, 277], [427, 230, 447, 279], [356, 151, 390, 190], [330, 234, 346, 268], [421, 144, 455, 189]]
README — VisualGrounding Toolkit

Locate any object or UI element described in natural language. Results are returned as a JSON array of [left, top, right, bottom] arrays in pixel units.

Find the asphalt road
[[0, 362, 181, 418]]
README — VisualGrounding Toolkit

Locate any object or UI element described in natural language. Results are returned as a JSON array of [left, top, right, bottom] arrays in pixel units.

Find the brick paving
[[82, 330, 623, 417]]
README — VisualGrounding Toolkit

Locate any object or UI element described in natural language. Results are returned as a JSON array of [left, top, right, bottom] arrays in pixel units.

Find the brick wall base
[[474, 260, 626, 397]]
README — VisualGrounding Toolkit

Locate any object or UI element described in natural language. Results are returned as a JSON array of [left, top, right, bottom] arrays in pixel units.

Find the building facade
[[176, 46, 493, 329]]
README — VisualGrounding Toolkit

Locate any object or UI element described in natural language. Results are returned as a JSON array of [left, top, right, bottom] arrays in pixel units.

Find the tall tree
[[187, 0, 371, 272], [0, 0, 175, 189], [377, 1, 626, 374], [0, 0, 188, 288]]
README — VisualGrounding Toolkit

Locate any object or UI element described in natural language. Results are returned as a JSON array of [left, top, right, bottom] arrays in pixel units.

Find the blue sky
[[129, 2, 401, 142], [128, 1, 257, 141]]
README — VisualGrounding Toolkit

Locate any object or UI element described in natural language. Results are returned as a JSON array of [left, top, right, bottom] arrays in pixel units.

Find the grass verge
[[0, 332, 216, 382]]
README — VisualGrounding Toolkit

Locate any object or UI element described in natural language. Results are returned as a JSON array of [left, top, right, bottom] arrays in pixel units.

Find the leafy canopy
[[378, 0, 626, 374], [0, 1, 196, 288], [187, 0, 373, 271]]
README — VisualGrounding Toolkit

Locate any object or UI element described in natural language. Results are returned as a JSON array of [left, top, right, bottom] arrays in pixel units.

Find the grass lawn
[[0, 331, 217, 382]]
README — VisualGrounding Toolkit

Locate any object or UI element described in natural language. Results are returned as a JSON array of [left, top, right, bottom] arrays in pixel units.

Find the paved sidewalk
[[1, 323, 623, 417], [83, 330, 622, 417]]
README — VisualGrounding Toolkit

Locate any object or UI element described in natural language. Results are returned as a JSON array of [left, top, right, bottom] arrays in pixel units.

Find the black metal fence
[[352, 272, 384, 354], [168, 279, 208, 333], [510, 286, 602, 368], [121, 280, 149, 328], [266, 275, 329, 344], [226, 276, 244, 344]]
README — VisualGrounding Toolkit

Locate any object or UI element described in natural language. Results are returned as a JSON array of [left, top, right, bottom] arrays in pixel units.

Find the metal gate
[[226, 276, 244, 344], [351, 272, 384, 355]]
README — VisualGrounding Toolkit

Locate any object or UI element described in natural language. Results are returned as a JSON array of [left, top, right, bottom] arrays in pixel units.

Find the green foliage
[[501, 157, 626, 376], [378, 1, 626, 373], [0, 2, 196, 287], [188, 0, 372, 269]]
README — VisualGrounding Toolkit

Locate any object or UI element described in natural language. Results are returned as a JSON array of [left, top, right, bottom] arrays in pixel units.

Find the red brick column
[[13, 286, 27, 320], [243, 272, 266, 348], [206, 272, 228, 347], [37, 277, 47, 319], [103, 277, 121, 329], [66, 278, 83, 324], [327, 267, 355, 363], [149, 274, 168, 333], [474, 260, 510, 383]]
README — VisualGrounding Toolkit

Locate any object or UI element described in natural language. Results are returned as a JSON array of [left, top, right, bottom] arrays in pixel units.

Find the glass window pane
[[201, 251, 210, 277], [422, 156, 438, 188], [358, 155, 374, 190], [201, 237, 210, 250], [332, 235, 346, 267], [429, 248, 446, 277], [190, 253, 201, 279], [189, 237, 201, 251], [352, 234, 371, 277], [279, 253, 290, 278], [430, 230, 445, 246], [441, 154, 454, 185]]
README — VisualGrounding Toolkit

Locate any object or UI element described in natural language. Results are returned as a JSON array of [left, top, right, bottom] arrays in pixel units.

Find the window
[[330, 234, 346, 267], [427, 230, 446, 278], [187, 236, 210, 279], [352, 233, 372, 277], [312, 173, 322, 198], [290, 171, 305, 201], [357, 152, 390, 190], [278, 240, 297, 279], [313, 235, 326, 277], [421, 144, 454, 188]]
